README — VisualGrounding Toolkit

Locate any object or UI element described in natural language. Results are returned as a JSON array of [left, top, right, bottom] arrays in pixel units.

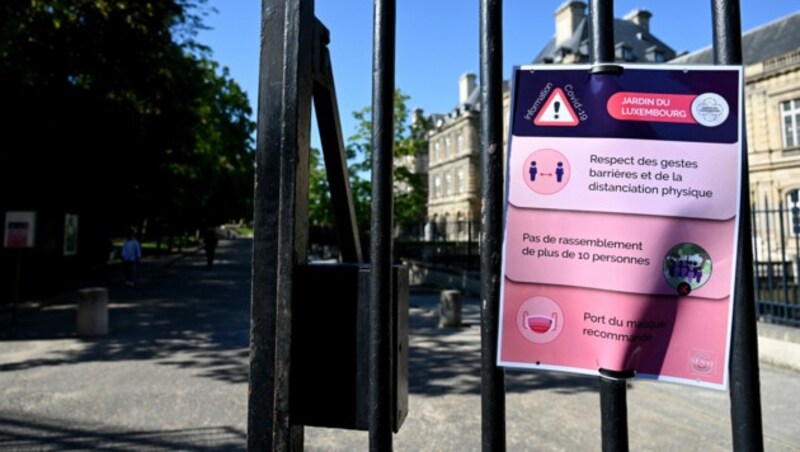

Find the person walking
[[203, 227, 218, 268], [121, 230, 142, 286]]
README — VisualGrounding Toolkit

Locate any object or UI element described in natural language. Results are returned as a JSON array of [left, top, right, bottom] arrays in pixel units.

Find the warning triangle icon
[[533, 88, 579, 126]]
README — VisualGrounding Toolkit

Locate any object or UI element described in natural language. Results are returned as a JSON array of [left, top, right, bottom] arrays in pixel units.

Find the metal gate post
[[479, 1, 507, 450], [312, 21, 363, 264], [599, 374, 629, 450], [589, 0, 618, 71], [588, 1, 631, 451], [711, 1, 765, 450], [249, 0, 314, 450], [369, 0, 396, 450]]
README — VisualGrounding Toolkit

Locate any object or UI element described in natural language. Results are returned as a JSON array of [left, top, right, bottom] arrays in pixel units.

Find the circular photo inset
[[662, 243, 712, 295]]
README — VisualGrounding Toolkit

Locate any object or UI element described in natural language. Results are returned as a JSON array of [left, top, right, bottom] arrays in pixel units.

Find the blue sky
[[197, 0, 798, 146]]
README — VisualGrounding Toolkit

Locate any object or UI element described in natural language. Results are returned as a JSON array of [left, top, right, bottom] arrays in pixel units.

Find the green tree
[[343, 89, 431, 228], [0, 0, 255, 261], [308, 147, 334, 226]]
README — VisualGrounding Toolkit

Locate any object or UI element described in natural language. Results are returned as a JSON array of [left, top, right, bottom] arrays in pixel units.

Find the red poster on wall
[[4, 211, 36, 249]]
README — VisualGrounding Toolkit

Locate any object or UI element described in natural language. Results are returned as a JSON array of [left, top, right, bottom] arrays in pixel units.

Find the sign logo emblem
[[534, 88, 579, 126], [689, 350, 715, 375], [691, 92, 729, 127]]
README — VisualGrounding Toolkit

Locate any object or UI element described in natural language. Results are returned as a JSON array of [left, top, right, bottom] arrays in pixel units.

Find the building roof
[[430, 80, 513, 132], [670, 11, 800, 65], [533, 16, 676, 63]]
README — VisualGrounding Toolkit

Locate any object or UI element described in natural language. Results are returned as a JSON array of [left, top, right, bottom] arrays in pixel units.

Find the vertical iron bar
[[765, 196, 774, 307], [12, 252, 21, 324], [312, 22, 363, 263], [794, 200, 799, 308], [468, 219, 473, 271], [599, 376, 629, 452], [712, 0, 765, 449], [369, 0, 396, 450], [249, 1, 287, 449], [751, 200, 761, 316], [479, 0, 506, 450], [275, 1, 313, 449], [249, 0, 313, 450], [779, 201, 789, 321], [590, 0, 615, 63], [589, 1, 630, 451]]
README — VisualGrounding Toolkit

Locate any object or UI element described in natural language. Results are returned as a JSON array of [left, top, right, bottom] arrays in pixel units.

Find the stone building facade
[[672, 12, 800, 260], [426, 73, 481, 240], [426, 1, 675, 239]]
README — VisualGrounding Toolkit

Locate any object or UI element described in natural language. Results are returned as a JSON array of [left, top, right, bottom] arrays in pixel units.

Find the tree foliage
[[308, 89, 430, 231], [0, 0, 254, 260], [308, 147, 334, 226], [338, 89, 430, 228]]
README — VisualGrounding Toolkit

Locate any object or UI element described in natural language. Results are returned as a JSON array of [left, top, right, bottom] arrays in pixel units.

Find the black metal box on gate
[[291, 263, 408, 432]]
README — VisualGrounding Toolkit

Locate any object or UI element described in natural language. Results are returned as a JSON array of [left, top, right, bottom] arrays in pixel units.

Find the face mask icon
[[523, 311, 558, 334]]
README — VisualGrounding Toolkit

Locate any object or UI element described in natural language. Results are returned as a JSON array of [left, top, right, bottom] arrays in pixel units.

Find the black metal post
[[248, 1, 287, 448], [590, 0, 614, 64], [12, 252, 21, 324], [765, 196, 775, 303], [369, 0, 396, 450], [588, 1, 630, 451], [779, 202, 789, 317], [795, 199, 800, 311], [479, 1, 506, 450], [249, 0, 313, 450], [312, 21, 363, 264], [751, 201, 761, 306], [599, 375, 629, 452], [712, 0, 765, 450]]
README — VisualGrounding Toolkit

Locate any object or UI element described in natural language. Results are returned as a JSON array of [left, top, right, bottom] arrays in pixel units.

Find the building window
[[445, 173, 452, 196], [616, 44, 634, 62], [623, 48, 634, 61], [457, 169, 465, 193], [457, 133, 464, 154], [445, 136, 452, 158], [434, 175, 441, 198], [788, 189, 800, 236], [433, 141, 440, 162], [782, 99, 800, 148], [646, 46, 666, 62]]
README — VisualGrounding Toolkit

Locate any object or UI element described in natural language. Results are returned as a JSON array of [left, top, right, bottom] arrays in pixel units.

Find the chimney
[[624, 9, 652, 33], [555, 1, 587, 46], [459, 72, 476, 105], [412, 108, 424, 125]]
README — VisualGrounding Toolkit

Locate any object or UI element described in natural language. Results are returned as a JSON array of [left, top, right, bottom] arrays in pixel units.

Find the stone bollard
[[77, 287, 109, 336], [439, 289, 462, 327]]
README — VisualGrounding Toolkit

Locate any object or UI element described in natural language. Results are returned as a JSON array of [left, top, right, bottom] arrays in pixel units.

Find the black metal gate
[[248, 0, 764, 450]]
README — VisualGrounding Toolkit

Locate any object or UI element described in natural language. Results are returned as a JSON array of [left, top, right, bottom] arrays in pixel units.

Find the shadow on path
[[2, 240, 599, 395], [408, 292, 598, 397], [0, 412, 245, 451], [0, 240, 252, 384]]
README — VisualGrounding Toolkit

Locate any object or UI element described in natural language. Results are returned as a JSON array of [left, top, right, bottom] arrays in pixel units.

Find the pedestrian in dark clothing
[[203, 228, 218, 268], [121, 231, 142, 286]]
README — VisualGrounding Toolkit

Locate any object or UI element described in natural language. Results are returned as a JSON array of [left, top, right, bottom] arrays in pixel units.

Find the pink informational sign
[[498, 65, 743, 389], [4, 211, 36, 249]]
